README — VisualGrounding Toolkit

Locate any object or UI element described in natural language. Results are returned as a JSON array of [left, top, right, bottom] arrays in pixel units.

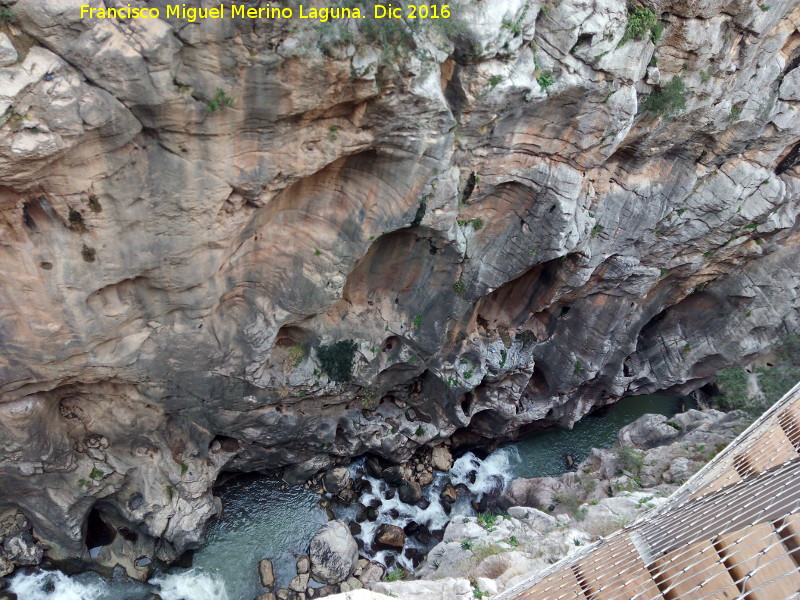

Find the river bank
[[2, 395, 727, 600]]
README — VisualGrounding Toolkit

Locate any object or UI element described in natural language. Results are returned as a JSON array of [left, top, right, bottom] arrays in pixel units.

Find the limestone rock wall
[[0, 0, 799, 567]]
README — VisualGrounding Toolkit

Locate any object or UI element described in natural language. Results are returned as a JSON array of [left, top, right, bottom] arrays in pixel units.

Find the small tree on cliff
[[318, 339, 358, 383], [643, 76, 687, 117]]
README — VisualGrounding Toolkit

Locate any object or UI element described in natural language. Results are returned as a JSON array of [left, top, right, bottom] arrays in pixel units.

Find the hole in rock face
[[461, 392, 474, 416], [383, 336, 400, 352], [210, 435, 241, 454], [526, 364, 549, 397], [134, 556, 151, 567], [461, 171, 477, 203], [623, 358, 634, 377], [85, 508, 116, 557]]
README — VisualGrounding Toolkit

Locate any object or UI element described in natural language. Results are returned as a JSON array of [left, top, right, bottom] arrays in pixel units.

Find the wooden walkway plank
[[714, 522, 800, 600], [513, 564, 587, 600], [733, 426, 798, 477], [574, 534, 665, 600], [649, 539, 739, 600]]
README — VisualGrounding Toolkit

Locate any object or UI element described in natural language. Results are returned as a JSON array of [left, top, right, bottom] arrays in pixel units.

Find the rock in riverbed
[[309, 520, 359, 585], [373, 524, 405, 550], [258, 558, 275, 589]]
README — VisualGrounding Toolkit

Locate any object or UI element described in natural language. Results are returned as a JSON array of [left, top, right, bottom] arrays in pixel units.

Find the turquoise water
[[509, 394, 685, 479], [8, 476, 328, 600], [190, 475, 329, 599], [6, 394, 684, 599]]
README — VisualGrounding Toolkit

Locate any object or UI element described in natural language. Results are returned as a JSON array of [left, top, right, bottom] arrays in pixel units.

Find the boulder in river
[[431, 446, 454, 471], [289, 572, 309, 592], [308, 520, 359, 585], [440, 484, 457, 503], [374, 524, 405, 550], [258, 558, 275, 590], [398, 481, 422, 504], [617, 414, 683, 449], [358, 560, 385, 586], [296, 555, 310, 574], [322, 467, 350, 494], [382, 465, 406, 486], [365, 457, 384, 479]]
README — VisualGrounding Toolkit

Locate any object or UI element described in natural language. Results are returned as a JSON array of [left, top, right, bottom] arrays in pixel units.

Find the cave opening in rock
[[85, 507, 116, 558], [460, 391, 474, 417], [210, 435, 241, 454]]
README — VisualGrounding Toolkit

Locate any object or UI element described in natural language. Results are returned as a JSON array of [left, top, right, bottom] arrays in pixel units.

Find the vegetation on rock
[[619, 5, 662, 46], [715, 335, 800, 420], [318, 339, 358, 383], [643, 76, 687, 116], [206, 88, 233, 112]]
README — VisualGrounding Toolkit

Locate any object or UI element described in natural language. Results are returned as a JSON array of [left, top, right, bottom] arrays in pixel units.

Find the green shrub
[[537, 73, 555, 90], [453, 280, 465, 296], [619, 6, 660, 46], [385, 568, 405, 582], [318, 339, 358, 383], [287, 343, 305, 367], [413, 314, 423, 329], [477, 512, 499, 530], [0, 7, 15, 23], [206, 88, 233, 112], [489, 75, 502, 88], [715, 366, 750, 412], [317, 1, 464, 64], [461, 540, 473, 550], [615, 445, 644, 476], [89, 467, 104, 480], [643, 76, 687, 116]]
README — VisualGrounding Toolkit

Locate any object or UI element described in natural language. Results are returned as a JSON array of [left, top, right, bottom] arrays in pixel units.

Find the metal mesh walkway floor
[[498, 382, 800, 600]]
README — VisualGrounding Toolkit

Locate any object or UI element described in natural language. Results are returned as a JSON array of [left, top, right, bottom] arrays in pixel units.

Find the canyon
[[0, 0, 799, 583]]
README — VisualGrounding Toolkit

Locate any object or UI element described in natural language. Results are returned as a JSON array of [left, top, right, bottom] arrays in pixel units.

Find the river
[[6, 394, 684, 600]]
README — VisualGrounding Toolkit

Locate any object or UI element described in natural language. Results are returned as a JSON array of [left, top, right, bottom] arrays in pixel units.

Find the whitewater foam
[[151, 569, 230, 600], [335, 446, 520, 571], [9, 570, 106, 600]]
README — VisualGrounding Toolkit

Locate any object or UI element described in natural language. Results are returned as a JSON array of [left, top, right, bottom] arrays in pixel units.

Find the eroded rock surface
[[309, 520, 359, 585], [0, 0, 799, 568]]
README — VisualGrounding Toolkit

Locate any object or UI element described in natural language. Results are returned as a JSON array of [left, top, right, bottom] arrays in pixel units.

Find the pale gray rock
[[430, 446, 453, 472], [308, 521, 358, 585], [0, 33, 17, 67], [617, 414, 683, 449], [289, 573, 309, 592], [322, 468, 350, 495], [259, 559, 275, 589], [371, 578, 473, 600], [296, 555, 310, 575]]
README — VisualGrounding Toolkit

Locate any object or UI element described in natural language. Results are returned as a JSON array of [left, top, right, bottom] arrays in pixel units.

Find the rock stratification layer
[[1, 0, 799, 571]]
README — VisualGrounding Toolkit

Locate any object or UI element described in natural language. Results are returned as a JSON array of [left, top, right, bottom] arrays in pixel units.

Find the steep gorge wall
[[1, 0, 799, 574]]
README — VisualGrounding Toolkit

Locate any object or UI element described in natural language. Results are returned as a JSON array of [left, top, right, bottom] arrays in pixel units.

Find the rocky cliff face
[[0, 0, 799, 575]]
